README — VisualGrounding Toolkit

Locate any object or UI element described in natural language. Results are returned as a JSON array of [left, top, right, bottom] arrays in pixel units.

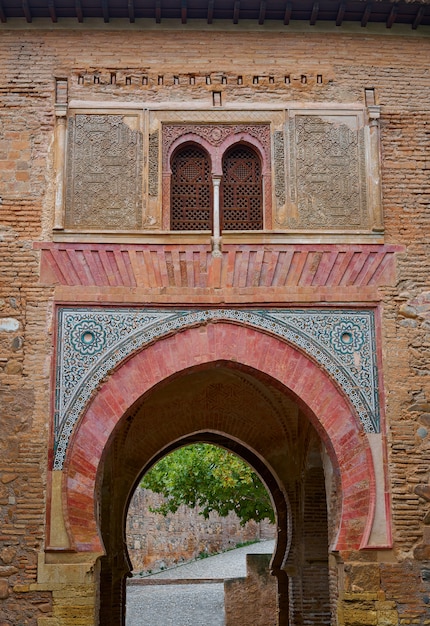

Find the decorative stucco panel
[[65, 113, 143, 229], [287, 111, 369, 230]]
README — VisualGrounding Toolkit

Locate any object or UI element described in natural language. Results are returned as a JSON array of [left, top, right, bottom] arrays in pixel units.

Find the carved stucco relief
[[62, 109, 376, 233], [273, 130, 287, 226], [162, 123, 271, 169], [53, 307, 380, 469], [65, 113, 143, 229], [287, 113, 369, 230], [148, 131, 159, 198]]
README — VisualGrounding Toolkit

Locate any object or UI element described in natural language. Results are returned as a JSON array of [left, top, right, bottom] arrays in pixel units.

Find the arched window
[[221, 144, 263, 230], [170, 144, 212, 231]]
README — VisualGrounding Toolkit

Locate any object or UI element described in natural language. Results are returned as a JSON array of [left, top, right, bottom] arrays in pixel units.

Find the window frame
[[170, 142, 213, 231], [163, 129, 269, 232], [221, 142, 264, 231]]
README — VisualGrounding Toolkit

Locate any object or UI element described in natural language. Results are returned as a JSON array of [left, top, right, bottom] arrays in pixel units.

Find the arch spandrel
[[59, 320, 385, 555], [54, 307, 381, 471]]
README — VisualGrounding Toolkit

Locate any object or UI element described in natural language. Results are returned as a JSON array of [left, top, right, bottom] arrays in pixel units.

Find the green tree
[[141, 444, 274, 526]]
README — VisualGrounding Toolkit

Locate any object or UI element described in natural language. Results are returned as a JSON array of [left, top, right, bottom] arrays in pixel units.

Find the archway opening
[[125, 442, 277, 625], [127, 442, 276, 572], [95, 362, 335, 625]]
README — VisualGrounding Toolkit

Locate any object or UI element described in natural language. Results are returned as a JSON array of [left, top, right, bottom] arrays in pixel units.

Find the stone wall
[[224, 553, 278, 626], [126, 487, 275, 573]]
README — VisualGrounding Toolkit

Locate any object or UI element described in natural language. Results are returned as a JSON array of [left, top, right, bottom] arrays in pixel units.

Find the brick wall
[[302, 467, 331, 625]]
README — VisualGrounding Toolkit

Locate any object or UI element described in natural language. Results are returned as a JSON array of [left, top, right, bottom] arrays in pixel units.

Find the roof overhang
[[1, 0, 430, 29]]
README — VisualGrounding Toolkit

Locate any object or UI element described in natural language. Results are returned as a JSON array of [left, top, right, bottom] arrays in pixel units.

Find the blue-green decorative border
[[54, 308, 380, 469]]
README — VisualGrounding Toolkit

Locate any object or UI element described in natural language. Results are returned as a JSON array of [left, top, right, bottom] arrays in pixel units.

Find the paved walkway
[[126, 540, 275, 626]]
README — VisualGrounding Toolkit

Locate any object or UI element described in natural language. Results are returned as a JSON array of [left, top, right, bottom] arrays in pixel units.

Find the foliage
[[141, 444, 275, 526]]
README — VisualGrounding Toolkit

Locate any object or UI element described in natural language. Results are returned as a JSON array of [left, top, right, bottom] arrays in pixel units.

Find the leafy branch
[[141, 444, 275, 526]]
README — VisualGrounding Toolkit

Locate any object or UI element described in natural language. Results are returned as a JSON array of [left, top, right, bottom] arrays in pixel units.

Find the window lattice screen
[[221, 146, 263, 231], [171, 146, 212, 231]]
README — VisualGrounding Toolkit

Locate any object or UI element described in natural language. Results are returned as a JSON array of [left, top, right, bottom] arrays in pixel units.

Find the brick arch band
[[64, 322, 376, 554]]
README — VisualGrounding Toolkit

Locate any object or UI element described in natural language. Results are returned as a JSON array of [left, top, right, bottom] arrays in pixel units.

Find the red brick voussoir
[[64, 322, 375, 553]]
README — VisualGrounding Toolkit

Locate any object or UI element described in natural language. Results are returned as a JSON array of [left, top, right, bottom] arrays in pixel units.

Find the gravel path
[[126, 539, 275, 626], [127, 583, 226, 626]]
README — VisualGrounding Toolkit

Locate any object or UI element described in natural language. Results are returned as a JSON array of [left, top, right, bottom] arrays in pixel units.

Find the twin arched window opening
[[171, 143, 263, 231]]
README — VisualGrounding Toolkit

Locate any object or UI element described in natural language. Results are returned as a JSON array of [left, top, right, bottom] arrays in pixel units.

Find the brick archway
[[64, 321, 376, 555]]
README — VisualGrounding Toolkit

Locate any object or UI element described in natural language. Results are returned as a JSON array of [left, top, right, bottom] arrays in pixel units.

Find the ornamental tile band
[[54, 308, 379, 469]]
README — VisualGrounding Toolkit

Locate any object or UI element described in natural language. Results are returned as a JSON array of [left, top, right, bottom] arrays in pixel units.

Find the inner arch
[[97, 364, 333, 625]]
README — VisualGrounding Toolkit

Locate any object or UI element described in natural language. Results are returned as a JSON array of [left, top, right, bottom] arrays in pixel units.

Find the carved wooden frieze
[[65, 113, 143, 229], [287, 113, 369, 230]]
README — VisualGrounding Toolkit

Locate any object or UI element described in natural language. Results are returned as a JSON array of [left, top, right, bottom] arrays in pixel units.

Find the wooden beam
[[336, 1, 346, 27], [128, 0, 135, 22], [75, 0, 83, 22], [0, 0, 7, 22], [361, 2, 372, 27], [258, 0, 266, 24], [22, 0, 32, 22], [207, 0, 214, 24], [181, 0, 187, 23], [233, 0, 240, 23], [386, 4, 397, 29], [101, 0, 109, 23], [155, 0, 161, 23], [48, 0, 57, 22], [283, 0, 292, 25], [310, 1, 319, 25], [412, 6, 425, 30]]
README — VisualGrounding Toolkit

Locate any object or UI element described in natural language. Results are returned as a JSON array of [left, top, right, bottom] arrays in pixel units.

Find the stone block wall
[[126, 487, 275, 573], [224, 553, 277, 626]]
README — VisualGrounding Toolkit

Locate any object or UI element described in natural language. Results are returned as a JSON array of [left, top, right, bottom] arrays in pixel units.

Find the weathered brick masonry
[[0, 6, 430, 625]]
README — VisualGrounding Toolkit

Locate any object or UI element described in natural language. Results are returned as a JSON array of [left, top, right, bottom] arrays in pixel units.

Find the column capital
[[55, 104, 67, 119], [367, 104, 380, 123]]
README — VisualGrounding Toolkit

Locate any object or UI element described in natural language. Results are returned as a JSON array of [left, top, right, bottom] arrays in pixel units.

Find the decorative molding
[[53, 113, 67, 230], [366, 104, 384, 231], [37, 242, 400, 290], [156, 109, 281, 124], [53, 307, 380, 469], [65, 113, 143, 229], [162, 123, 271, 168], [288, 112, 369, 230]]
